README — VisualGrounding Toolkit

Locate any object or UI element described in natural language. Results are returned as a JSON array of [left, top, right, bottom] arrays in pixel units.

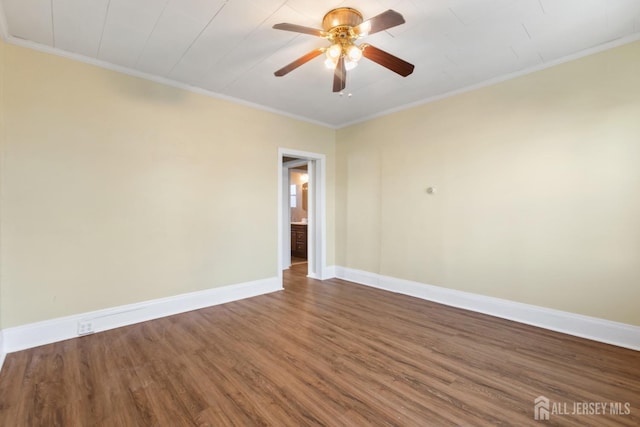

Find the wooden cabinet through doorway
[[291, 224, 307, 259]]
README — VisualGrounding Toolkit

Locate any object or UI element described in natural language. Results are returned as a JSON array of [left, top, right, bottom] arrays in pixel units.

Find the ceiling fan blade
[[333, 56, 346, 93], [274, 48, 325, 77], [273, 23, 328, 38], [361, 44, 414, 77], [354, 10, 405, 36]]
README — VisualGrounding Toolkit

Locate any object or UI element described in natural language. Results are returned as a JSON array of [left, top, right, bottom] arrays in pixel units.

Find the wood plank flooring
[[0, 264, 639, 426]]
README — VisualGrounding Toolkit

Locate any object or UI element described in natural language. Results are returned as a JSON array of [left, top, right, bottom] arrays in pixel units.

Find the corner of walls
[[321, 265, 337, 280]]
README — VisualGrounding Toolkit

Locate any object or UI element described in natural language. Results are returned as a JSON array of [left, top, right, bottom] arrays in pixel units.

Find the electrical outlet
[[77, 320, 94, 336]]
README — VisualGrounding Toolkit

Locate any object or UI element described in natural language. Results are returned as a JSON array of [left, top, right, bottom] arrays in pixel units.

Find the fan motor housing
[[322, 7, 363, 31]]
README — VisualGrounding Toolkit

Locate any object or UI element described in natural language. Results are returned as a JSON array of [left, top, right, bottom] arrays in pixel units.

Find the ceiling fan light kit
[[273, 7, 415, 93]]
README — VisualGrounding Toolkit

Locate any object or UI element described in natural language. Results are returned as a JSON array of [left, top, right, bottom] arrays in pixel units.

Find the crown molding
[[0, 26, 337, 130], [1, 0, 639, 131], [337, 32, 640, 129]]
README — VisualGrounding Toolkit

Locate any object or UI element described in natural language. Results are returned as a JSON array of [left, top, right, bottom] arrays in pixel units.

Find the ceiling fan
[[273, 7, 415, 93]]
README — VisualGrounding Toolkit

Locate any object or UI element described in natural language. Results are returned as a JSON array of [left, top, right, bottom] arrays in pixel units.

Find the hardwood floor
[[290, 256, 307, 265], [1, 264, 639, 426]]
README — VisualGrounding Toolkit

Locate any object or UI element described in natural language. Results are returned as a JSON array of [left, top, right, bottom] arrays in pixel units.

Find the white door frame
[[278, 148, 327, 282]]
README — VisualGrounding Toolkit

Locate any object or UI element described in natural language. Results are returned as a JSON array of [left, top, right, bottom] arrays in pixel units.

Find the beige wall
[[336, 41, 640, 326], [0, 42, 335, 327], [1, 37, 638, 331]]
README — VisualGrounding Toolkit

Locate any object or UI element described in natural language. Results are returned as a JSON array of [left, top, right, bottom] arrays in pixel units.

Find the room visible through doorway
[[288, 163, 309, 267], [278, 149, 327, 281]]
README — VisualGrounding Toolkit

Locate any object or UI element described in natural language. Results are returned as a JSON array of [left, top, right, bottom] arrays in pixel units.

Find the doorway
[[289, 166, 309, 266], [278, 148, 327, 282]]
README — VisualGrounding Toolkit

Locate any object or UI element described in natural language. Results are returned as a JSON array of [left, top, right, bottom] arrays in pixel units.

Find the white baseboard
[[304, 266, 336, 281], [334, 266, 640, 351], [2, 276, 282, 354], [321, 265, 337, 280]]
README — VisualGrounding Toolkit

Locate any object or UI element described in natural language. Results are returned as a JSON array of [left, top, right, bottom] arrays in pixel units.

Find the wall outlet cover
[[77, 321, 94, 336]]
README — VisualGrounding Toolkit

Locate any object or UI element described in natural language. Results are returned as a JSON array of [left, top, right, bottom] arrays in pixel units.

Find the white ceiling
[[1, 0, 639, 127]]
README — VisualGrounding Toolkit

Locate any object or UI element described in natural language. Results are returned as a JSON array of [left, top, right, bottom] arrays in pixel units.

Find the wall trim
[[2, 277, 282, 354], [278, 149, 328, 283], [334, 267, 640, 351], [0, 34, 336, 130], [337, 32, 640, 128], [2, 5, 638, 130], [321, 265, 337, 280]]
